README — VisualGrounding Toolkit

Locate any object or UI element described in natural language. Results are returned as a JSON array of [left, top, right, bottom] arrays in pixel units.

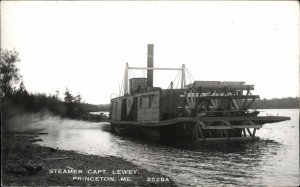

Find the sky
[[1, 1, 299, 104]]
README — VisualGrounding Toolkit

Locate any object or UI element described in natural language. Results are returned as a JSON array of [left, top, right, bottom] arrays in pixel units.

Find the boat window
[[149, 95, 154, 107], [139, 97, 142, 108]]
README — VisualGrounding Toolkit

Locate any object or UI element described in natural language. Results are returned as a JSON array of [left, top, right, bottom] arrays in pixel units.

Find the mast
[[124, 62, 129, 95], [181, 64, 186, 89]]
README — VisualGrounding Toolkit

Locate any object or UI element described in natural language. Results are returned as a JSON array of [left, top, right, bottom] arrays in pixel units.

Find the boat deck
[[110, 116, 290, 127]]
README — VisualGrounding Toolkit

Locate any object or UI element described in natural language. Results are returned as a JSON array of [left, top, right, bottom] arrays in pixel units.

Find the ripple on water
[[38, 109, 299, 186]]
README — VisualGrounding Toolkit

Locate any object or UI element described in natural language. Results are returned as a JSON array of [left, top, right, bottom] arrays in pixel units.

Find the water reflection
[[38, 109, 299, 186]]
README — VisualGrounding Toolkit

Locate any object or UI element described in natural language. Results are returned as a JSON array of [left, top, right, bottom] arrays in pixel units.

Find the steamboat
[[110, 44, 290, 142]]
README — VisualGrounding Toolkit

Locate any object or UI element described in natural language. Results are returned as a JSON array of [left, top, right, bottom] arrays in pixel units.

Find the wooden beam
[[242, 129, 246, 137], [200, 125, 262, 129], [128, 67, 182, 70], [184, 106, 191, 115], [198, 121, 207, 128], [221, 120, 229, 138], [246, 128, 252, 136], [197, 95, 259, 99], [247, 120, 256, 126], [185, 91, 193, 109], [196, 116, 290, 122], [197, 100, 206, 109], [253, 128, 257, 138], [211, 99, 217, 109], [223, 129, 228, 137], [202, 126, 232, 129], [193, 123, 199, 140], [196, 122, 205, 141], [222, 120, 232, 127], [242, 98, 248, 110], [232, 99, 239, 110], [199, 137, 259, 142], [236, 98, 242, 108], [231, 125, 262, 129], [245, 99, 256, 110], [193, 85, 255, 91]]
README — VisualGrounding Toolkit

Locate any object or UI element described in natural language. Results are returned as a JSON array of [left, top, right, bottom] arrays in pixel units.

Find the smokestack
[[147, 44, 154, 88]]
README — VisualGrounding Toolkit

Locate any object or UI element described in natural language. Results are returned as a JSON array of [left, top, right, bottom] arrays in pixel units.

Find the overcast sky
[[1, 1, 299, 104]]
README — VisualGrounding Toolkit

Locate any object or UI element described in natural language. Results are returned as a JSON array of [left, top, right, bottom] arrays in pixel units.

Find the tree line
[[0, 49, 107, 126], [256, 97, 299, 109]]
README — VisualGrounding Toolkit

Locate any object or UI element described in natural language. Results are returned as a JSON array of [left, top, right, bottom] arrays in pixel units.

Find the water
[[38, 109, 299, 186], [89, 111, 109, 116]]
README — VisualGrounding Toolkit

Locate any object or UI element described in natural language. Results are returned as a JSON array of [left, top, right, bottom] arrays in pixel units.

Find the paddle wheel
[[181, 81, 268, 141]]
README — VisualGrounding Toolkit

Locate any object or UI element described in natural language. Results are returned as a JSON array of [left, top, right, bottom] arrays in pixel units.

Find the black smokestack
[[147, 44, 154, 88]]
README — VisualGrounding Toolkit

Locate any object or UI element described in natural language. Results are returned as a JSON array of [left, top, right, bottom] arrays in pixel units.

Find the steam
[[5, 110, 102, 133]]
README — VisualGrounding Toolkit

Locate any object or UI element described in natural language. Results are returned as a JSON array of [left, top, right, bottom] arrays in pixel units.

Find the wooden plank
[[199, 137, 259, 142], [231, 125, 262, 129], [195, 116, 290, 122], [195, 95, 259, 99], [201, 125, 261, 129], [202, 126, 232, 129], [193, 84, 254, 91], [128, 67, 182, 71], [45, 157, 69, 161]]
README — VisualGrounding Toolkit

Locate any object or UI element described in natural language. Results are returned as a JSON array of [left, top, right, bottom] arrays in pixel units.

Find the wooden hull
[[110, 115, 290, 142], [110, 123, 261, 142]]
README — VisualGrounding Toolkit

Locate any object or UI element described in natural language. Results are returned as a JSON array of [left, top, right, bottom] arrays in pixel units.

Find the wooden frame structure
[[123, 63, 186, 95], [110, 44, 290, 142]]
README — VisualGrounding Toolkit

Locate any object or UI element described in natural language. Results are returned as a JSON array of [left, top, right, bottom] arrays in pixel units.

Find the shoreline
[[2, 132, 175, 186]]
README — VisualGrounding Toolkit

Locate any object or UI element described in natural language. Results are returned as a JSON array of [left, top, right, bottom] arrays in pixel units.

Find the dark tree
[[0, 49, 21, 97], [64, 88, 74, 103]]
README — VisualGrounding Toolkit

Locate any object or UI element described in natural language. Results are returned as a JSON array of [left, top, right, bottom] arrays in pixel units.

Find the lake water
[[38, 109, 299, 186]]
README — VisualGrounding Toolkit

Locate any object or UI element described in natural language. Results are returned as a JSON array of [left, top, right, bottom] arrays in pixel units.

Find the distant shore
[[2, 132, 175, 186]]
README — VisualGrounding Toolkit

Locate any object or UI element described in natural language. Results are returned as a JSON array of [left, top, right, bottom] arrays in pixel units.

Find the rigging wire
[[121, 71, 125, 96], [118, 65, 193, 93], [185, 67, 195, 82], [186, 70, 193, 85], [176, 70, 182, 89], [171, 70, 181, 89], [129, 69, 135, 78]]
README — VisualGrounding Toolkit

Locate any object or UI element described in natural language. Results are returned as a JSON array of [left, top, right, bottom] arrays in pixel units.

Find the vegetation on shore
[[1, 49, 108, 129], [256, 97, 299, 109]]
